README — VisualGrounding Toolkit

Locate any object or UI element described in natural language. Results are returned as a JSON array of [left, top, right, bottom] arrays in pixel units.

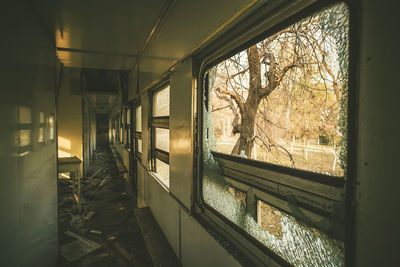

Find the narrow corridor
[[4, 1, 400, 266], [57, 145, 152, 267]]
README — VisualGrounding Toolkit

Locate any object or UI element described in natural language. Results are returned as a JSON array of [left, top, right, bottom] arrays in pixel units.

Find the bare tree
[[210, 3, 349, 171]]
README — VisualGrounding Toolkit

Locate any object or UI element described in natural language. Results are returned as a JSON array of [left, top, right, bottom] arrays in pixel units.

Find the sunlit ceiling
[[31, 0, 269, 93], [54, 0, 169, 70]]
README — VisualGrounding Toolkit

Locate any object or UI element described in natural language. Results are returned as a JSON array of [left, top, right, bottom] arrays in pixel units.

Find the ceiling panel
[[88, 95, 117, 113], [54, 0, 168, 70], [57, 50, 137, 70], [139, 0, 268, 89]]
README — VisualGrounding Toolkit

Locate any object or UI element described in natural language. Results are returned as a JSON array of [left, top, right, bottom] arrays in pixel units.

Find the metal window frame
[[37, 111, 47, 144], [17, 123, 32, 155], [126, 106, 131, 150], [16, 105, 33, 155], [133, 102, 142, 160], [194, 0, 358, 266], [149, 82, 170, 178]]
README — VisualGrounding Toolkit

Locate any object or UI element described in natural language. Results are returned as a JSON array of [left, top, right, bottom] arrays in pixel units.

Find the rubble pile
[[57, 145, 152, 267]]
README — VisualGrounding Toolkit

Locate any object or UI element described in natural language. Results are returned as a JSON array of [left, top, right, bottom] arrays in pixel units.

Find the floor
[[57, 145, 153, 267]]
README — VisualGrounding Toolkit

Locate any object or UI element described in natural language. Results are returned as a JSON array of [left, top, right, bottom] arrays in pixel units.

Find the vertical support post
[[77, 165, 81, 213]]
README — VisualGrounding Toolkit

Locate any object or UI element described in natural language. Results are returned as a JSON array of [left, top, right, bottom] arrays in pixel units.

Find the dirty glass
[[257, 200, 283, 239], [153, 85, 170, 117], [207, 2, 349, 177], [228, 187, 247, 207], [155, 128, 169, 152], [155, 159, 169, 187], [136, 106, 142, 132], [202, 3, 348, 266]]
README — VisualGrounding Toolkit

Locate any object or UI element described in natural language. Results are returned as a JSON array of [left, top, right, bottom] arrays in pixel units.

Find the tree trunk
[[232, 45, 261, 157]]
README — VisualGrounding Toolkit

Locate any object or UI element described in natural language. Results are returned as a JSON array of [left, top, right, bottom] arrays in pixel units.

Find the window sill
[[149, 171, 170, 192]]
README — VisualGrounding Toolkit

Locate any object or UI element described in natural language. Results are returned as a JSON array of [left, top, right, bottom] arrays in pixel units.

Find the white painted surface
[[146, 171, 180, 257], [169, 59, 194, 210], [143, 167, 243, 267], [355, 1, 400, 266]]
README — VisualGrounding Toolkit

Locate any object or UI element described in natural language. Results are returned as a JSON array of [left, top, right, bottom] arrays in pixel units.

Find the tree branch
[[258, 63, 298, 100], [215, 86, 245, 114]]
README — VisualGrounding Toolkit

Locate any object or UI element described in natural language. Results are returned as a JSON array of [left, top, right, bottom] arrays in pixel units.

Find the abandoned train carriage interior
[[1, 0, 399, 266]]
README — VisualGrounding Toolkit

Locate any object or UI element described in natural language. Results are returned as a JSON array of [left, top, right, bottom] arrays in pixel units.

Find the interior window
[[207, 3, 348, 177], [16, 106, 32, 156], [151, 85, 170, 187], [202, 3, 349, 266], [135, 105, 142, 157], [38, 111, 45, 143]]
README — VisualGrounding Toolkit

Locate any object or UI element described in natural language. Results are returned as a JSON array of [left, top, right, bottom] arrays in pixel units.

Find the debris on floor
[[89, 229, 102, 235], [61, 231, 101, 262], [57, 145, 152, 267]]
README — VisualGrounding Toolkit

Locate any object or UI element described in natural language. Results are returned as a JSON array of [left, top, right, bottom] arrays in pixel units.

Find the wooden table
[[58, 156, 82, 213]]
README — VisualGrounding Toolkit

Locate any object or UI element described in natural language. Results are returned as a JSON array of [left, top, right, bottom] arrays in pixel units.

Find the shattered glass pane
[[202, 3, 347, 266], [257, 200, 283, 239], [203, 164, 344, 266], [228, 186, 247, 207], [153, 85, 170, 117], [207, 2, 349, 177]]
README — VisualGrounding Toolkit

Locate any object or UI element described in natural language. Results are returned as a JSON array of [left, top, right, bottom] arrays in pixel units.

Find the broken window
[[201, 2, 349, 266], [207, 3, 348, 177], [257, 200, 282, 239], [151, 85, 170, 187], [228, 186, 247, 207]]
